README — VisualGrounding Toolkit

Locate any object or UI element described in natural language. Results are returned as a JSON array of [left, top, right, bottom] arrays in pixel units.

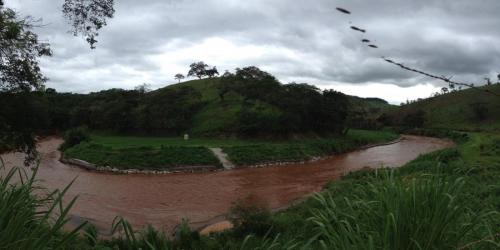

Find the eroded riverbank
[[1, 135, 453, 235]]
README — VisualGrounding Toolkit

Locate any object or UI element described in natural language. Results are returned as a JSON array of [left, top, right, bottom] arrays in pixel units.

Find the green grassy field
[[64, 130, 399, 169], [90, 134, 264, 148], [90, 129, 397, 148], [64, 144, 221, 170]]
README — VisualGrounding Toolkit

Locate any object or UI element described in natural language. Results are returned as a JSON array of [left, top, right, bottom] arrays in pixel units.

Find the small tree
[[187, 61, 208, 79], [174, 73, 185, 83]]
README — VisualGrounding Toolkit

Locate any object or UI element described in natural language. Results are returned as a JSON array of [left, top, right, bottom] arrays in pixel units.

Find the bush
[[229, 196, 274, 237], [60, 126, 90, 150]]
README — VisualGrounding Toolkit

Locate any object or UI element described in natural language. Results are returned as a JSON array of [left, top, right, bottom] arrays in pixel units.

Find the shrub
[[60, 126, 90, 150], [229, 196, 274, 237]]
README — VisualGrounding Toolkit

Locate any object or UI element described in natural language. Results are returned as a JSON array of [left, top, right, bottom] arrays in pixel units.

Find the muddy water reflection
[[1, 135, 453, 234]]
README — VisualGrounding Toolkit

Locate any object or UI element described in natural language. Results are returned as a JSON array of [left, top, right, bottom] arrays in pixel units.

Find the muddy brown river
[[1, 135, 453, 234]]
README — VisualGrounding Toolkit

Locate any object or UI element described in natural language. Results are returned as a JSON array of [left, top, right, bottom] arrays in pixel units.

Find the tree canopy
[[187, 61, 209, 79], [62, 0, 115, 49], [0, 0, 114, 163], [0, 4, 51, 92]]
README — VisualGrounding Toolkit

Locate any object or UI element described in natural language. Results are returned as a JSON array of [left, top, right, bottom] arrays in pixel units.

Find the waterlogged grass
[[223, 130, 399, 165], [64, 143, 220, 170]]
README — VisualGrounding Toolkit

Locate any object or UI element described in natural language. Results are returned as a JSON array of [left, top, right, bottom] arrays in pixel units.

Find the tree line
[[0, 65, 350, 138]]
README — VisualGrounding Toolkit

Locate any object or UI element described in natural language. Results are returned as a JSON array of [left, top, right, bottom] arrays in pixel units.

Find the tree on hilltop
[[174, 73, 185, 83], [187, 61, 209, 79], [206, 66, 219, 78]]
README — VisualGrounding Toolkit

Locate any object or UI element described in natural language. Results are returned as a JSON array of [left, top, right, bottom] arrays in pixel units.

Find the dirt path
[[209, 147, 235, 170], [1, 135, 454, 235]]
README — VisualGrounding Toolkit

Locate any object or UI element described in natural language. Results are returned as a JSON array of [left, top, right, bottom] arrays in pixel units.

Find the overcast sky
[[5, 0, 500, 103]]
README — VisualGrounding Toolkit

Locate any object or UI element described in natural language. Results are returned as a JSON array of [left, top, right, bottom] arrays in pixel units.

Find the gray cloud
[[5, 0, 500, 101]]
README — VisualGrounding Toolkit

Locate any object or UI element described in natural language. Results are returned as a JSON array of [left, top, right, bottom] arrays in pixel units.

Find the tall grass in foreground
[[0, 159, 85, 249], [308, 172, 499, 250], [105, 217, 172, 250]]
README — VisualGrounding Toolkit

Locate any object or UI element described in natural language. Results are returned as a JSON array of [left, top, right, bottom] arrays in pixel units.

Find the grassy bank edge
[[223, 130, 399, 166], [190, 131, 499, 249], [62, 129, 399, 171]]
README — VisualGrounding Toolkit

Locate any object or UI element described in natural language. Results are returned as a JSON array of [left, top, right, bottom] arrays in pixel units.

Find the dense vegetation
[[0, 67, 359, 142], [379, 84, 500, 131]]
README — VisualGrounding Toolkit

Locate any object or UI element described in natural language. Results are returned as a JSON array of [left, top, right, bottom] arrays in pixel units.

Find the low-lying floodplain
[[63, 129, 399, 171], [4, 129, 499, 249]]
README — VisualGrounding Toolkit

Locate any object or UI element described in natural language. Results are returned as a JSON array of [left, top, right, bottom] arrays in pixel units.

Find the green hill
[[382, 84, 500, 131], [160, 78, 253, 136], [157, 78, 394, 136], [1, 66, 395, 142]]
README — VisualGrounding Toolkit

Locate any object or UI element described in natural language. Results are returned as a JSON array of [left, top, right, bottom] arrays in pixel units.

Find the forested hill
[[0, 67, 391, 138], [379, 84, 500, 131]]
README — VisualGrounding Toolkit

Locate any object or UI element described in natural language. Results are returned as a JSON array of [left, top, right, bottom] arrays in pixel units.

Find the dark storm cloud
[[5, 0, 500, 96]]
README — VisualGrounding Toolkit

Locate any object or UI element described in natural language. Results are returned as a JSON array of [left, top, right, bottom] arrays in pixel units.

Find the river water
[[1, 135, 453, 234]]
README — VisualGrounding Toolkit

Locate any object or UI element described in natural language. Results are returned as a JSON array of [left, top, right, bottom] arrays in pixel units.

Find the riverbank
[[1, 134, 451, 239], [62, 129, 399, 173], [178, 132, 500, 249]]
